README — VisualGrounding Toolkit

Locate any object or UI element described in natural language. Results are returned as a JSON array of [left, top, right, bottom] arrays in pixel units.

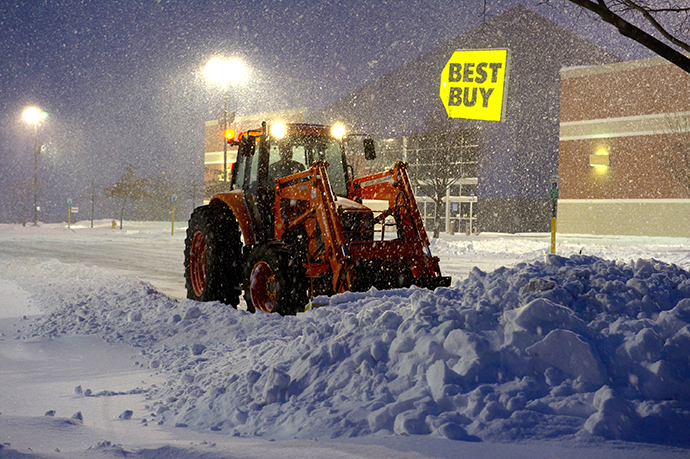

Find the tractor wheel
[[243, 241, 308, 315], [184, 202, 243, 306]]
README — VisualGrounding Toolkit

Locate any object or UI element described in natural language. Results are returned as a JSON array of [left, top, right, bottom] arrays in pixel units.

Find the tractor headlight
[[271, 122, 287, 139], [331, 123, 346, 139]]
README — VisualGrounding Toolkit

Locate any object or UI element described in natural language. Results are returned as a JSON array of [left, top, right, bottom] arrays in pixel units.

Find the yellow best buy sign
[[440, 49, 510, 121]]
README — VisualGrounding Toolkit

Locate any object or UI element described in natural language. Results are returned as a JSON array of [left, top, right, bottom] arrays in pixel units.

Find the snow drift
[[13, 253, 690, 446]]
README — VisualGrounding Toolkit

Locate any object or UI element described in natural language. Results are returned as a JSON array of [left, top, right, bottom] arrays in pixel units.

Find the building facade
[[315, 5, 619, 234], [558, 57, 690, 237], [368, 130, 480, 235]]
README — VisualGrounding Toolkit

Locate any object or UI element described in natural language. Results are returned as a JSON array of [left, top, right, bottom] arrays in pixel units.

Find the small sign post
[[67, 198, 72, 229], [171, 194, 177, 236], [550, 175, 559, 254]]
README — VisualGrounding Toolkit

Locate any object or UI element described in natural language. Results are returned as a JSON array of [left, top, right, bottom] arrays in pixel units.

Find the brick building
[[558, 57, 690, 236]]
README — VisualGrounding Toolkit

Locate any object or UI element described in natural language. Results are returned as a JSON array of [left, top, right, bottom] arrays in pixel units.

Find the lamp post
[[22, 106, 48, 226], [203, 57, 247, 184]]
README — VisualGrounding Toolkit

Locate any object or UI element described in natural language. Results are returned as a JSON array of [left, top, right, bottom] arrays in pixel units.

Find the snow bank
[[13, 254, 690, 446]]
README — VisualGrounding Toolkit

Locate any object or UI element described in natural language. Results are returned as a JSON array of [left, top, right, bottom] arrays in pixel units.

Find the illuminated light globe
[[271, 122, 287, 139], [22, 106, 48, 124], [203, 57, 247, 87], [331, 123, 346, 139], [224, 129, 235, 142]]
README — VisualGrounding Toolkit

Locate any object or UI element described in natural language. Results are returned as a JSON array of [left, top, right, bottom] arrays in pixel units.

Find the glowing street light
[[22, 106, 48, 226], [203, 57, 247, 87], [203, 57, 247, 184], [22, 106, 48, 125]]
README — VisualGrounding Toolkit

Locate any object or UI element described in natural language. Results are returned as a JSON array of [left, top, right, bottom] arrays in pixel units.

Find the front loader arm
[[352, 162, 431, 247], [274, 161, 353, 293]]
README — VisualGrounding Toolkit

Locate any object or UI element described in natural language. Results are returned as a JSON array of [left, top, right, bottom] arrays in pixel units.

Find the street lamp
[[203, 57, 247, 184], [22, 106, 48, 226]]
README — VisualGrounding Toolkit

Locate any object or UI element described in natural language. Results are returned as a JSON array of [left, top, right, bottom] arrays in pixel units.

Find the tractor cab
[[231, 122, 356, 198], [230, 122, 374, 242]]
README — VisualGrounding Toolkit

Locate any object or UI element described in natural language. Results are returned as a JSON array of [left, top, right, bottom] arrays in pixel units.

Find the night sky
[[0, 0, 651, 223]]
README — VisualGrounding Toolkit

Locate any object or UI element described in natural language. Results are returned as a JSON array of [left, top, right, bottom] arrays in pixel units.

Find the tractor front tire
[[184, 202, 242, 307], [243, 242, 308, 315]]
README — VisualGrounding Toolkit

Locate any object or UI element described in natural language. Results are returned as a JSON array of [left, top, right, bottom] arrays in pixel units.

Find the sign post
[[550, 175, 559, 254], [67, 198, 72, 229], [440, 49, 510, 121], [171, 194, 177, 236]]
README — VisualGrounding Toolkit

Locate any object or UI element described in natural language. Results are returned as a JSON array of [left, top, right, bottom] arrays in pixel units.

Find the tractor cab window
[[247, 153, 259, 193], [231, 156, 243, 190], [232, 155, 248, 190], [261, 133, 347, 198], [268, 141, 308, 184], [232, 136, 259, 193], [322, 140, 347, 198], [300, 136, 347, 197]]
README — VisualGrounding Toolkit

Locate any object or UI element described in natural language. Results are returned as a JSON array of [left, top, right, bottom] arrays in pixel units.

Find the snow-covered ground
[[1, 220, 689, 458]]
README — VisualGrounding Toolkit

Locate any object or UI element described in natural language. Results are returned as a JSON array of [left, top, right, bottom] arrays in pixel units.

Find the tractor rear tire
[[184, 202, 243, 307], [243, 241, 308, 315]]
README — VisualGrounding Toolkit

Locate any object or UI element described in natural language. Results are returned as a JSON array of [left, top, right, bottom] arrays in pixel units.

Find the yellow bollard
[[171, 204, 175, 236], [550, 217, 557, 254]]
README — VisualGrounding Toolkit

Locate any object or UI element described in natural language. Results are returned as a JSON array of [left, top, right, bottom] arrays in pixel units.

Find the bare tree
[[187, 177, 205, 210], [409, 116, 480, 238], [542, 0, 690, 73], [138, 170, 183, 221], [204, 166, 226, 201], [3, 180, 33, 226], [104, 164, 151, 229]]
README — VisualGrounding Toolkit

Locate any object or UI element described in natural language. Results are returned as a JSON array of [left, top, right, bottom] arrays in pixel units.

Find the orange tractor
[[184, 121, 450, 315]]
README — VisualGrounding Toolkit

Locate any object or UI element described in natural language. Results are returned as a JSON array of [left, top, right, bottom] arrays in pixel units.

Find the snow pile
[[15, 254, 690, 446]]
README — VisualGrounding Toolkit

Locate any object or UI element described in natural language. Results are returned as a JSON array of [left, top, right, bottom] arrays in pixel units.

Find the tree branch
[[621, 0, 690, 52], [567, 0, 690, 73]]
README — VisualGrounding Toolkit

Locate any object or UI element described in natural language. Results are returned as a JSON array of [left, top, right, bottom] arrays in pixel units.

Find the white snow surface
[[0, 221, 689, 458]]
